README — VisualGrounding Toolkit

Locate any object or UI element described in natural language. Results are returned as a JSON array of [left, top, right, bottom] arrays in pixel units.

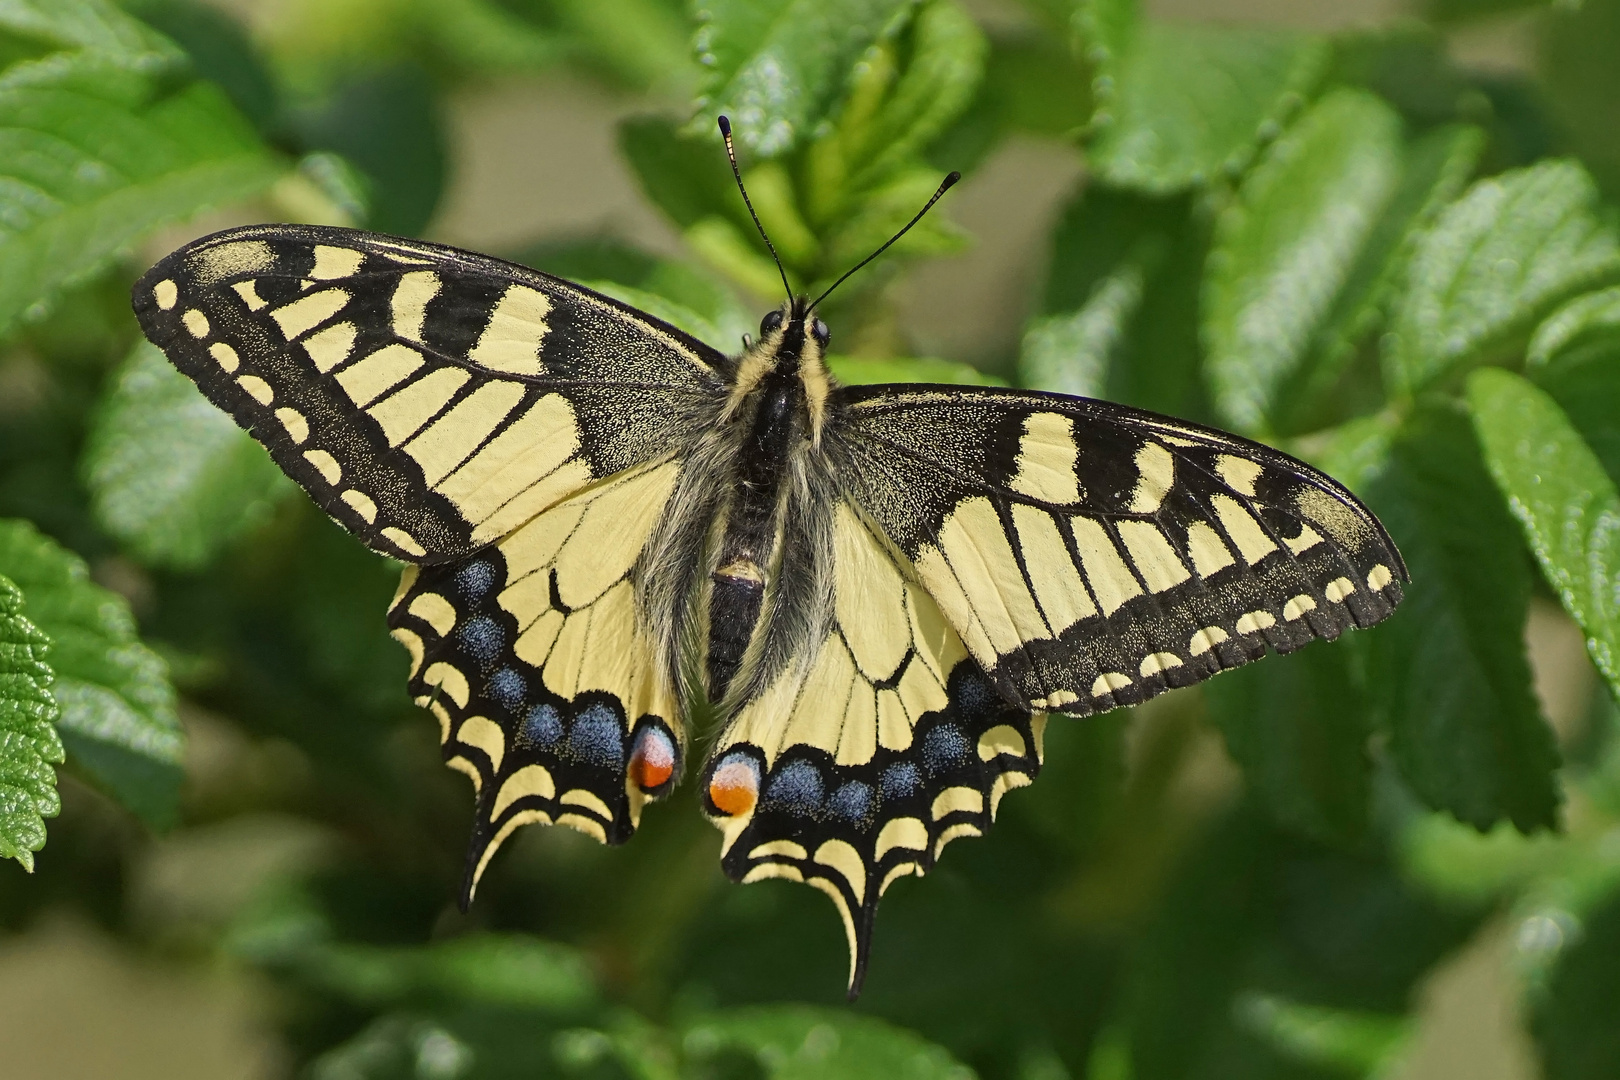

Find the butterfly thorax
[[704, 301, 835, 703]]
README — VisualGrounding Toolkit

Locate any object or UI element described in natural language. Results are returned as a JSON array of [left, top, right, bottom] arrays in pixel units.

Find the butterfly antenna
[[718, 116, 794, 304], [810, 170, 961, 310]]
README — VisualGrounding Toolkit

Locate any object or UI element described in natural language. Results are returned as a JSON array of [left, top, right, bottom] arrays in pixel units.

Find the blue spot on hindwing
[[880, 762, 921, 799], [828, 781, 875, 826], [762, 759, 823, 815], [455, 560, 497, 602], [487, 667, 526, 711], [922, 724, 970, 776], [568, 703, 624, 768], [458, 615, 504, 668], [519, 703, 562, 748], [952, 665, 996, 718]]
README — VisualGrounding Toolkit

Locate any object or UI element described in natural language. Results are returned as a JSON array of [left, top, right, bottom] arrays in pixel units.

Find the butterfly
[[132, 117, 1405, 998]]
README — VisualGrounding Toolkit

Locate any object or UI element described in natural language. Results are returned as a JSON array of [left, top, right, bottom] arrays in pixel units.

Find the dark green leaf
[[1080, 13, 1328, 195], [126, 0, 277, 128], [685, 1005, 976, 1080], [0, 568, 60, 871], [1205, 642, 1371, 846], [1530, 886, 1620, 1080], [1363, 403, 1560, 832], [1204, 88, 1403, 434], [1541, 0, 1620, 203], [619, 114, 740, 231], [1384, 160, 1620, 396], [1530, 290, 1620, 489], [1468, 369, 1620, 701], [1528, 286, 1620, 369], [0, 518, 184, 829], [84, 341, 292, 570], [0, 51, 281, 338], [690, 0, 915, 157], [290, 65, 445, 237], [826, 354, 1003, 386], [307, 935, 598, 1013]]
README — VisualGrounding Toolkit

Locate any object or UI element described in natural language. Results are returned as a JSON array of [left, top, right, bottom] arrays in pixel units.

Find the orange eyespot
[[707, 756, 760, 817], [629, 727, 676, 791]]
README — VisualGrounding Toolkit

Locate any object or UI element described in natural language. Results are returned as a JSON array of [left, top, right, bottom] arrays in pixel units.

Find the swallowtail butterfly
[[133, 118, 1405, 997]]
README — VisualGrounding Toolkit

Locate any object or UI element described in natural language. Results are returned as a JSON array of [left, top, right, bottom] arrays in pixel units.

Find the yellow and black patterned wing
[[133, 225, 726, 562], [387, 462, 685, 902], [831, 386, 1406, 715], [700, 502, 1044, 996]]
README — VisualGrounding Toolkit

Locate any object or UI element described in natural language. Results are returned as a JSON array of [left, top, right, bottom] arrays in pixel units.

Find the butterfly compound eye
[[811, 317, 830, 346], [760, 310, 784, 336]]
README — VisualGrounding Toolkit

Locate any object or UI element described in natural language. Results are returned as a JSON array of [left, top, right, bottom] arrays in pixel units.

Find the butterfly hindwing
[[386, 462, 686, 900], [133, 225, 726, 562], [832, 386, 1406, 715], [700, 502, 1044, 993]]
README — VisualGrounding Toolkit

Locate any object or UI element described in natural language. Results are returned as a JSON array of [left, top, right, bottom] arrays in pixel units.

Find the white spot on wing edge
[[153, 280, 178, 309], [382, 526, 427, 557], [1139, 652, 1181, 677], [1367, 564, 1393, 590], [182, 309, 210, 338], [1325, 577, 1355, 602], [210, 343, 240, 372], [1091, 672, 1131, 696], [1189, 626, 1229, 656], [1283, 594, 1317, 620], [1235, 610, 1277, 635], [302, 449, 340, 484]]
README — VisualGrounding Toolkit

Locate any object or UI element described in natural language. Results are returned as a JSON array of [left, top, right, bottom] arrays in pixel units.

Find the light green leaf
[[691, 0, 916, 157], [551, 0, 697, 90], [1204, 88, 1403, 434], [821, 164, 966, 274], [1385, 160, 1620, 396], [826, 354, 1003, 386], [1364, 403, 1560, 832], [308, 934, 599, 1013], [1468, 368, 1620, 701], [0, 51, 282, 338], [0, 0, 180, 69], [0, 518, 184, 829], [1081, 15, 1328, 194], [684, 1006, 976, 1080], [1205, 642, 1370, 846], [1019, 261, 1144, 398], [1528, 286, 1620, 368], [0, 569, 60, 872], [84, 342, 292, 570]]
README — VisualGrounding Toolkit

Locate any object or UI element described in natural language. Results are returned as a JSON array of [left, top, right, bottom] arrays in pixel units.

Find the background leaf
[[1384, 160, 1620, 395], [0, 518, 184, 829], [685, 1005, 976, 1079], [0, 568, 60, 871], [84, 341, 293, 570], [0, 50, 280, 338], [1081, 18, 1328, 195], [691, 0, 916, 156], [1204, 88, 1403, 434], [1469, 368, 1620, 700], [1364, 403, 1560, 832]]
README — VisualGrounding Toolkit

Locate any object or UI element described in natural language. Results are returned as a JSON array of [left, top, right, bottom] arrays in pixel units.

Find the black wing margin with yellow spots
[[133, 224, 727, 563], [829, 385, 1407, 716]]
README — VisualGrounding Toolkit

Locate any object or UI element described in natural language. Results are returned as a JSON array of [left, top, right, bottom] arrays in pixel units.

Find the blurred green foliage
[[3, 0, 1620, 1076]]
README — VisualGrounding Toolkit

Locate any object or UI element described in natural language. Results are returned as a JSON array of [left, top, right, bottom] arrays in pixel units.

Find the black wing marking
[[386, 462, 686, 901], [829, 385, 1406, 715], [133, 224, 726, 562]]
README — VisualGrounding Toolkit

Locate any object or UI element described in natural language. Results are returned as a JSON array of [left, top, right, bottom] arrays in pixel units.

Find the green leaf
[[619, 114, 739, 230], [308, 935, 599, 1013], [0, 0, 180, 69], [84, 341, 292, 570], [0, 51, 281, 338], [0, 518, 184, 829], [1292, 409, 1401, 496], [1205, 642, 1371, 846], [691, 0, 916, 157], [1363, 403, 1560, 832], [1528, 286, 1620, 369], [684, 1006, 975, 1080], [1468, 368, 1620, 702], [1530, 886, 1620, 1080], [1019, 261, 1144, 398], [825, 354, 1004, 386], [1081, 15, 1328, 195], [1384, 160, 1620, 396], [0, 569, 61, 872], [813, 0, 986, 200], [1204, 88, 1403, 434]]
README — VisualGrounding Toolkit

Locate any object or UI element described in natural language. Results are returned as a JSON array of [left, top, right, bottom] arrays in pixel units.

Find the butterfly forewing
[[132, 225, 727, 562], [831, 385, 1406, 716]]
